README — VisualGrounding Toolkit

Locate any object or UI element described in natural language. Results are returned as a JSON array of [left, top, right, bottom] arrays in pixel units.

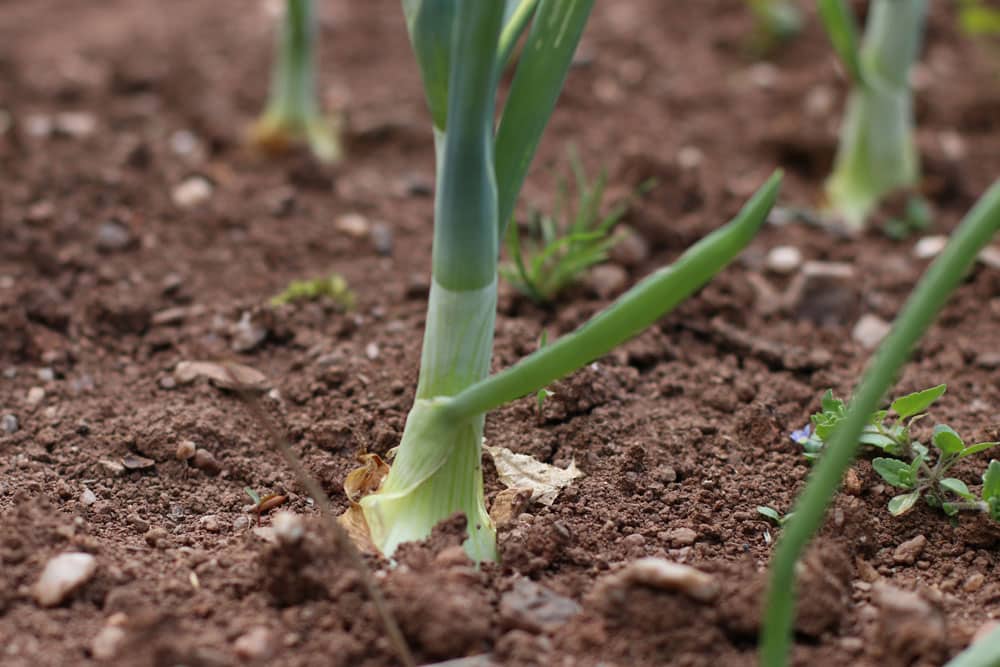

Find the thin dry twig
[[220, 363, 416, 667]]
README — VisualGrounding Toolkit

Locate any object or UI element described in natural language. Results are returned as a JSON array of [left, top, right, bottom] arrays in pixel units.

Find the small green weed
[[793, 385, 1000, 519], [501, 148, 650, 304], [270, 273, 355, 309]]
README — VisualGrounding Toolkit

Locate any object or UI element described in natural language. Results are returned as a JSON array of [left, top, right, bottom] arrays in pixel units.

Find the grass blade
[[759, 180, 1000, 667], [818, 0, 865, 84], [498, 0, 540, 69], [495, 0, 596, 239]]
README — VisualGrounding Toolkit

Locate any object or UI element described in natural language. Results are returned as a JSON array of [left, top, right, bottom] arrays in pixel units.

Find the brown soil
[[2, 1, 1000, 666]]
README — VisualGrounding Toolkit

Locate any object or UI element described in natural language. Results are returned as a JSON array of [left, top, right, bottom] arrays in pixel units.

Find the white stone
[[175, 440, 197, 460], [615, 557, 718, 602], [234, 626, 274, 660], [913, 235, 947, 259], [80, 487, 97, 506], [26, 386, 45, 405], [272, 512, 304, 544], [54, 112, 97, 138], [335, 213, 370, 238], [765, 246, 802, 274], [34, 552, 98, 607], [91, 625, 126, 661], [171, 177, 213, 208], [852, 314, 891, 350], [979, 246, 1000, 270]]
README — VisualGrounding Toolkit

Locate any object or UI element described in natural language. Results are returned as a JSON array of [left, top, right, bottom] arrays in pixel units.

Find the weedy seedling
[[346, 0, 782, 562], [534, 331, 554, 423], [760, 181, 1000, 666], [747, 0, 803, 53], [794, 385, 1000, 518], [501, 147, 649, 304], [249, 0, 342, 163], [881, 195, 932, 241], [818, 0, 927, 229], [270, 273, 354, 308], [757, 505, 793, 527], [244, 487, 289, 526]]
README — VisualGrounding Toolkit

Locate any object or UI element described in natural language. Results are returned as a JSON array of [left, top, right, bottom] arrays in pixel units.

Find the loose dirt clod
[[893, 534, 928, 564]]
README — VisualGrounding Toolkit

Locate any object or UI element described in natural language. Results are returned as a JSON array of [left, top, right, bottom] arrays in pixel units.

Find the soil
[[2, 1, 1000, 666]]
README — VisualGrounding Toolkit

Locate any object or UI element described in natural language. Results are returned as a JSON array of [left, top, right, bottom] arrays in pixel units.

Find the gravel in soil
[[2, 1, 1000, 666]]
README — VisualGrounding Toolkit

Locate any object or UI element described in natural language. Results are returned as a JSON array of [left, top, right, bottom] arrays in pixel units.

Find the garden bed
[[1, 1, 1000, 665]]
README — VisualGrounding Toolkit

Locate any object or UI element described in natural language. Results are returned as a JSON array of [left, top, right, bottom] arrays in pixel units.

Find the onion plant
[[760, 180, 1000, 666], [250, 0, 341, 163], [819, 0, 928, 228], [352, 0, 782, 562]]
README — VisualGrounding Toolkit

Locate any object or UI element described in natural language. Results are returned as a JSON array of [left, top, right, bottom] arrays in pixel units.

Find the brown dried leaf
[[485, 446, 583, 506], [337, 504, 378, 554], [489, 487, 533, 528], [173, 360, 268, 391], [343, 453, 389, 503]]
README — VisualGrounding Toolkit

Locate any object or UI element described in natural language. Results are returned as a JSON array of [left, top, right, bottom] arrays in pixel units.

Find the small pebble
[[587, 264, 628, 299], [979, 246, 1000, 270], [365, 342, 380, 360], [99, 459, 125, 477], [95, 221, 133, 253], [370, 222, 393, 256], [786, 261, 859, 325], [192, 449, 222, 476], [665, 527, 698, 547], [335, 213, 370, 238], [199, 515, 220, 533], [26, 386, 46, 406], [2, 414, 18, 434], [54, 111, 97, 138], [676, 145, 704, 170], [91, 625, 126, 661], [765, 245, 802, 274], [169, 129, 201, 157], [405, 273, 430, 299], [234, 626, 274, 661], [272, 512, 304, 544], [748, 62, 779, 89], [80, 487, 97, 506], [610, 558, 718, 602], [171, 176, 213, 208], [233, 515, 250, 531], [37, 367, 55, 382], [144, 526, 169, 548], [852, 314, 891, 350], [963, 572, 986, 593], [609, 226, 649, 268], [34, 552, 98, 607], [913, 235, 947, 259], [175, 440, 197, 460], [893, 534, 927, 565], [231, 311, 268, 353]]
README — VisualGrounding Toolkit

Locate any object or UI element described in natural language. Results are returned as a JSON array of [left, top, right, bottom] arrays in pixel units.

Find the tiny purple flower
[[790, 424, 811, 444]]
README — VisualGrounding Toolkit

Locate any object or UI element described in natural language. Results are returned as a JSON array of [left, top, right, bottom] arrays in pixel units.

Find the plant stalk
[[360, 1, 505, 562], [825, 0, 927, 227]]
